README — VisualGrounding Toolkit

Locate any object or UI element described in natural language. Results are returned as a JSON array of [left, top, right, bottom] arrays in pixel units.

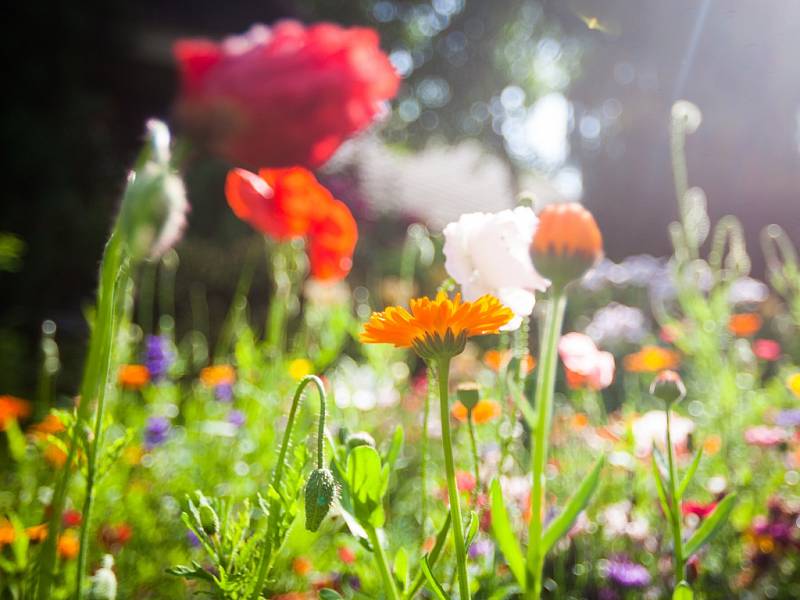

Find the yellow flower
[[288, 358, 314, 381], [786, 373, 800, 398], [360, 291, 513, 360]]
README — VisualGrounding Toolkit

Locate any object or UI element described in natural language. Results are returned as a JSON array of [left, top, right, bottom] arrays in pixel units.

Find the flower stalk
[[666, 409, 685, 583]]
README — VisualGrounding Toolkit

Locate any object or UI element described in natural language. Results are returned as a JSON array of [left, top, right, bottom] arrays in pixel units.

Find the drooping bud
[[456, 382, 480, 411], [88, 554, 117, 600], [118, 120, 189, 262], [531, 203, 603, 289], [346, 431, 376, 451], [650, 370, 686, 405], [198, 500, 219, 536], [304, 467, 338, 532]]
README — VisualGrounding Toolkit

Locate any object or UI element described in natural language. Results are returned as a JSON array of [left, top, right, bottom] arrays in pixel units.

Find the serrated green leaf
[[421, 556, 448, 600], [677, 447, 704, 500], [490, 479, 526, 587], [651, 454, 672, 519], [673, 581, 693, 599], [541, 456, 604, 553], [684, 492, 737, 557]]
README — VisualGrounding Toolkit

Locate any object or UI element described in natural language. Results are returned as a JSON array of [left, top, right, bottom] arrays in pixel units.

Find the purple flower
[[144, 335, 173, 382], [186, 530, 201, 547], [775, 409, 800, 428], [144, 416, 171, 449], [227, 410, 246, 428], [214, 382, 234, 403], [606, 557, 651, 588], [468, 538, 493, 559]]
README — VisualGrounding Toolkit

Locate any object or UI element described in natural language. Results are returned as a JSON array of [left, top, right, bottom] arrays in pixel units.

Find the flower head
[[605, 557, 651, 588], [360, 291, 513, 361], [144, 416, 171, 449], [558, 332, 614, 391], [650, 370, 686, 404], [744, 425, 787, 447], [118, 365, 150, 390], [451, 399, 502, 425], [729, 313, 762, 337], [57, 532, 80, 560], [483, 349, 536, 375], [530, 203, 603, 288], [144, 335, 173, 381], [623, 346, 680, 373], [787, 373, 800, 398], [0, 395, 31, 430], [443, 207, 549, 330], [174, 22, 399, 168], [200, 365, 236, 388], [753, 339, 781, 361], [631, 410, 694, 457]]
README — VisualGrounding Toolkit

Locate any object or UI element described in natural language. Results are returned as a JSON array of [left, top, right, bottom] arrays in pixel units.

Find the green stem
[[266, 240, 292, 353], [251, 375, 327, 600], [527, 289, 568, 599], [367, 524, 401, 600], [466, 412, 481, 506], [421, 365, 434, 541], [666, 409, 685, 584], [437, 356, 470, 600], [138, 260, 156, 335]]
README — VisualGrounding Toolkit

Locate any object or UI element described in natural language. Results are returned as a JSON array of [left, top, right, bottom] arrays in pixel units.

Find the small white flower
[[443, 207, 549, 330], [631, 410, 695, 457]]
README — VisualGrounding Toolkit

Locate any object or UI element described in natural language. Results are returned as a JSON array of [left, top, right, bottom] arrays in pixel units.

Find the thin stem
[[466, 412, 481, 505], [251, 375, 327, 600], [266, 240, 292, 353], [666, 409, 685, 583], [437, 356, 470, 600], [421, 365, 434, 542], [367, 524, 402, 600], [527, 289, 568, 599]]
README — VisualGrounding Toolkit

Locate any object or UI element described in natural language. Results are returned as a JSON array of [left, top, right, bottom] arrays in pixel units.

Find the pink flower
[[174, 21, 400, 168], [744, 425, 787, 447], [753, 339, 781, 361], [558, 332, 615, 391]]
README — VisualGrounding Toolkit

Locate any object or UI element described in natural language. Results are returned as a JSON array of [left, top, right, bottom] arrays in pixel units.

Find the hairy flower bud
[[88, 554, 117, 600], [304, 467, 338, 532], [198, 501, 219, 536], [346, 431, 376, 450], [650, 370, 686, 405]]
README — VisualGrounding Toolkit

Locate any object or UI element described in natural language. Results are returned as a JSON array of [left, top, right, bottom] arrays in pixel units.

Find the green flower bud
[[88, 554, 117, 600], [456, 382, 480, 410], [650, 370, 686, 405], [346, 431, 376, 450], [304, 468, 338, 532], [198, 501, 219, 536]]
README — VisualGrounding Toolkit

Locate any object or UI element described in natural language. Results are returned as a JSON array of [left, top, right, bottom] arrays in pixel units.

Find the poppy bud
[[304, 468, 338, 532], [530, 203, 603, 289], [346, 432, 376, 450], [650, 370, 686, 405], [88, 554, 117, 600], [198, 501, 219, 536], [456, 382, 480, 411]]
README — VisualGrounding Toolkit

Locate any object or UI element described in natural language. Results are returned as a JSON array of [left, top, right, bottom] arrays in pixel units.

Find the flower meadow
[[3, 17, 800, 600]]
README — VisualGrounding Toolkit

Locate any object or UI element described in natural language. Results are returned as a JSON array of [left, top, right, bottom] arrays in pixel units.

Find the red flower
[[99, 523, 133, 552], [682, 500, 718, 519], [174, 21, 400, 168]]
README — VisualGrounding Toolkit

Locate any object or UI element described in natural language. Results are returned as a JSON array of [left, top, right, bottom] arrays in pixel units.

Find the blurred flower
[[650, 370, 686, 405], [57, 532, 80, 560], [531, 203, 603, 288], [682, 500, 718, 519], [26, 524, 48, 543], [174, 21, 399, 168], [456, 471, 476, 493], [558, 332, 615, 391], [292, 556, 313, 576], [338, 546, 356, 564], [451, 399, 501, 424], [288, 358, 314, 381], [0, 523, 14, 548], [89, 555, 117, 600], [586, 303, 648, 348], [227, 409, 246, 428], [118, 365, 150, 390], [0, 395, 31, 429], [360, 291, 513, 360], [44, 444, 67, 468], [144, 416, 171, 449], [775, 409, 800, 428], [62, 509, 82, 528], [728, 313, 762, 337], [631, 410, 694, 457], [753, 339, 781, 361], [744, 426, 787, 447], [623, 346, 680, 373], [28, 413, 65, 438], [605, 556, 651, 588], [443, 207, 549, 330], [483, 349, 536, 375], [786, 373, 800, 398], [468, 537, 494, 559], [728, 277, 769, 305], [99, 523, 133, 552], [599, 501, 650, 541], [144, 335, 173, 382], [703, 434, 722, 455], [200, 365, 236, 387]]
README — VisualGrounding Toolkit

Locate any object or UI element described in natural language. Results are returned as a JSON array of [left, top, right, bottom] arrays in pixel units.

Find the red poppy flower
[[174, 21, 400, 168]]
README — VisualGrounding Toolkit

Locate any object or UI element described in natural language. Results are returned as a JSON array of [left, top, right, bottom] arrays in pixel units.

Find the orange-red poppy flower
[[28, 413, 65, 438], [728, 313, 762, 337], [483, 349, 536, 374], [531, 203, 603, 287], [451, 399, 502, 424], [26, 524, 49, 543], [57, 532, 80, 560], [623, 346, 680, 373], [0, 395, 32, 430], [200, 364, 236, 387], [118, 365, 150, 390], [361, 292, 513, 360]]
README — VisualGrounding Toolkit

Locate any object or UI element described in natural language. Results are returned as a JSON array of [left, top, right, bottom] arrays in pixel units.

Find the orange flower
[[0, 523, 15, 547], [623, 346, 680, 373], [28, 413, 65, 438], [292, 556, 313, 576], [26, 524, 48, 543], [118, 365, 150, 390], [200, 365, 236, 387], [361, 291, 513, 360], [483, 349, 536, 374], [728, 313, 762, 337], [571, 413, 589, 430], [44, 444, 67, 468], [451, 399, 502, 424], [57, 532, 80, 560], [703, 434, 722, 456], [0, 395, 32, 430], [530, 203, 603, 287]]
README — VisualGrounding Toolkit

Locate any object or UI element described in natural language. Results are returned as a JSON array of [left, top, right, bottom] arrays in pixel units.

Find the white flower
[[631, 410, 695, 457], [443, 207, 549, 330]]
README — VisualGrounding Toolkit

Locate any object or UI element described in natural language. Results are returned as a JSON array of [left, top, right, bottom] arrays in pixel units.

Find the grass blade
[[490, 479, 526, 587]]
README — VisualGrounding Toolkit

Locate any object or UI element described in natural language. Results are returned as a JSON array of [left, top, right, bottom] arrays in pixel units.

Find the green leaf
[[677, 447, 704, 500], [651, 454, 672, 519], [672, 581, 694, 599], [420, 556, 448, 600], [393, 547, 409, 590], [541, 456, 604, 553], [319, 589, 344, 600], [684, 492, 737, 557], [403, 514, 451, 600], [346, 445, 386, 526], [465, 510, 479, 551], [384, 425, 404, 470], [4, 418, 26, 461], [490, 479, 526, 587]]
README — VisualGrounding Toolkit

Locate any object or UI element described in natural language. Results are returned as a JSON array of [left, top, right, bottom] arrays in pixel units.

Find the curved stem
[[437, 356, 470, 600], [527, 289, 567, 599], [666, 409, 685, 583], [251, 375, 327, 600], [367, 524, 401, 600]]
